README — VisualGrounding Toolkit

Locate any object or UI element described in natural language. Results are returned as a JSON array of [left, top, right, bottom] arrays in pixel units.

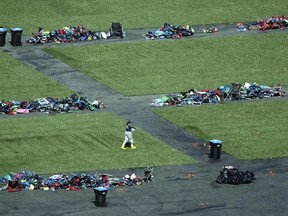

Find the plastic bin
[[0, 28, 8, 47], [209, 139, 223, 160], [10, 27, 23, 46], [93, 187, 108, 207]]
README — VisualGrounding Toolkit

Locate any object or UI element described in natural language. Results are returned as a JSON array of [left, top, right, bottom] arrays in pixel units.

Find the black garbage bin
[[93, 187, 108, 207], [0, 28, 8, 47], [209, 139, 223, 160], [10, 27, 23, 46]]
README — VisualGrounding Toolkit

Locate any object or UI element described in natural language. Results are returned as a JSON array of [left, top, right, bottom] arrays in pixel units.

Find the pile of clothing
[[143, 23, 194, 40], [0, 167, 154, 192], [0, 93, 105, 115], [236, 15, 288, 32], [150, 83, 286, 107], [26, 26, 104, 44]]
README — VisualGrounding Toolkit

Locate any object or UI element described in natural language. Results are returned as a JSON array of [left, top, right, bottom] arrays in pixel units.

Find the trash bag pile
[[150, 82, 285, 107], [236, 15, 288, 32], [0, 93, 105, 115], [143, 23, 194, 40], [216, 166, 256, 185], [0, 167, 154, 192]]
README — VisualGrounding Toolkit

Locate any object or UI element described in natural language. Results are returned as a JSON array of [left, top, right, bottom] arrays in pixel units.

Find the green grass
[[153, 100, 288, 160], [0, 52, 73, 101], [0, 0, 287, 35], [44, 33, 288, 96], [0, 112, 196, 175]]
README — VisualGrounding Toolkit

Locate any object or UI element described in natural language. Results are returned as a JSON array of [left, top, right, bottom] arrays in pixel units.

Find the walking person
[[121, 120, 136, 150]]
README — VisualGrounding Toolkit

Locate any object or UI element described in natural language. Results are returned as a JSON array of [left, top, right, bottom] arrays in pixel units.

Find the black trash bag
[[216, 166, 255, 185], [241, 170, 256, 184]]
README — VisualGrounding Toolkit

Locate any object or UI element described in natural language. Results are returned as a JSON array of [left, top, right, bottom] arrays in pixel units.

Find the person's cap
[[127, 120, 133, 124]]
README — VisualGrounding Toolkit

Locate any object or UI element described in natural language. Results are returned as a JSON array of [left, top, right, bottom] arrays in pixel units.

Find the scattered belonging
[[236, 15, 288, 32], [143, 23, 194, 40], [151, 82, 285, 107], [26, 24, 126, 45], [0, 167, 154, 192], [0, 93, 105, 115], [200, 27, 218, 33]]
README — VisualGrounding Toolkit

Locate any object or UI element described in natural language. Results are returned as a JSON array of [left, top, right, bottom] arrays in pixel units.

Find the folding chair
[[109, 22, 124, 38], [220, 84, 233, 101], [230, 82, 243, 100]]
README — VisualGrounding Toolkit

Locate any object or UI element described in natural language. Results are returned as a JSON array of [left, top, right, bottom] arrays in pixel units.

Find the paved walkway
[[1, 24, 288, 216]]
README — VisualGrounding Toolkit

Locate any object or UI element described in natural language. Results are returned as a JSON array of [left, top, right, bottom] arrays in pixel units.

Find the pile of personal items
[[0, 93, 105, 115], [236, 15, 288, 32], [216, 166, 256, 185], [200, 26, 218, 33], [0, 167, 153, 192], [26, 22, 126, 45], [26, 26, 101, 44], [143, 23, 194, 40], [150, 82, 285, 107], [219, 82, 286, 100]]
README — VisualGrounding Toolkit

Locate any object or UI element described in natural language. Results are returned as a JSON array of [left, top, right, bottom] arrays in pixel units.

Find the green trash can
[[209, 139, 223, 160], [93, 187, 109, 207], [10, 27, 23, 46], [0, 28, 8, 47]]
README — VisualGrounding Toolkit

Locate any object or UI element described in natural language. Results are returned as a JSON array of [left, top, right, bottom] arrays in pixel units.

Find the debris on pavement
[[143, 22, 194, 40], [151, 82, 286, 107], [236, 15, 288, 32], [0, 167, 154, 192], [0, 93, 105, 115], [216, 166, 256, 184]]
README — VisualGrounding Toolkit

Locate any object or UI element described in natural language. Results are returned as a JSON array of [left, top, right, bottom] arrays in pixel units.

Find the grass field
[[44, 33, 288, 96], [153, 100, 288, 160], [0, 112, 196, 175], [0, 52, 73, 101], [0, 0, 287, 35], [0, 0, 287, 174]]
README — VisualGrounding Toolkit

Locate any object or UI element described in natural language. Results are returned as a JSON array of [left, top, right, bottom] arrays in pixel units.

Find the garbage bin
[[93, 187, 108, 207], [209, 139, 223, 160], [0, 28, 8, 47], [10, 27, 23, 46]]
